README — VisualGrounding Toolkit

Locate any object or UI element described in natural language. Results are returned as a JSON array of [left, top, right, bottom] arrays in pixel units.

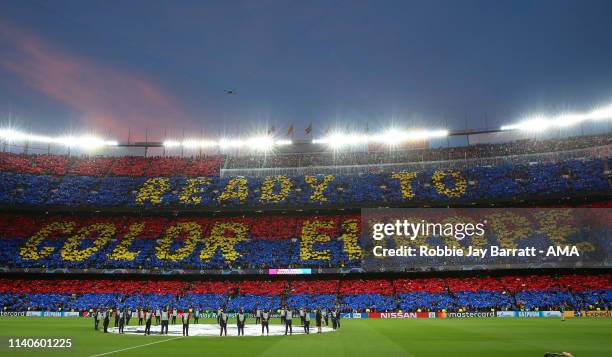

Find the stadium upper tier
[[0, 134, 609, 176], [0, 157, 609, 209], [222, 134, 611, 170], [0, 208, 608, 272], [1, 274, 610, 312], [0, 153, 225, 177]]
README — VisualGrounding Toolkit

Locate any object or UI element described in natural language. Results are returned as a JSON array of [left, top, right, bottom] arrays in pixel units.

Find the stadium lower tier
[[0, 209, 609, 271], [0, 158, 609, 209], [1, 274, 610, 312]]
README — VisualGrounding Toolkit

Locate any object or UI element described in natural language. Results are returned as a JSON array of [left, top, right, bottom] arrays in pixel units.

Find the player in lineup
[[237, 309, 246, 336], [315, 308, 322, 333], [172, 306, 178, 324], [144, 308, 152, 336], [161, 307, 169, 335], [138, 307, 144, 325], [219, 308, 228, 336], [193, 307, 200, 324], [261, 309, 270, 335], [254, 307, 259, 324], [93, 308, 100, 331], [182, 310, 190, 336], [284, 307, 293, 335], [303, 309, 311, 334], [102, 309, 110, 333], [118, 308, 125, 334]]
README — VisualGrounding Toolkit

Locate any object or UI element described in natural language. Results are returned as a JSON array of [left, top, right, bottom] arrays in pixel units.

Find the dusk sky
[[1, 0, 612, 142]]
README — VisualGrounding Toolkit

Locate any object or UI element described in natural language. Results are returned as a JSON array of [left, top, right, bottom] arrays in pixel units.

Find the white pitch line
[[88, 336, 184, 357]]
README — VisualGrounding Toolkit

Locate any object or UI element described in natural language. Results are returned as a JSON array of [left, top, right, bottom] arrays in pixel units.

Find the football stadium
[[1, 1, 611, 357], [0, 129, 610, 356]]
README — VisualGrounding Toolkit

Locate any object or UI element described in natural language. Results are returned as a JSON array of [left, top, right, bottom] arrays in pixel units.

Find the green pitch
[[1, 317, 610, 357]]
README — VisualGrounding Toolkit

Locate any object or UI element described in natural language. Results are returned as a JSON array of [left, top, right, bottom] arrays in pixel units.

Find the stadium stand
[[0, 207, 608, 271], [223, 134, 611, 169], [0, 153, 224, 177], [0, 134, 610, 318], [0, 133, 609, 210], [2, 134, 608, 174], [0, 157, 608, 208], [0, 274, 609, 312]]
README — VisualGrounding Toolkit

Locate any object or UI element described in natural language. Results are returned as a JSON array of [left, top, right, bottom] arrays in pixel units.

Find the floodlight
[[218, 138, 244, 149], [163, 140, 181, 148], [245, 136, 274, 150], [501, 105, 612, 131], [0, 128, 118, 149], [181, 139, 217, 148]]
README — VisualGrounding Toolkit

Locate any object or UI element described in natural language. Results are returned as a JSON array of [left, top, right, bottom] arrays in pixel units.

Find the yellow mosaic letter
[[218, 177, 248, 202], [20, 221, 75, 260], [61, 223, 116, 261], [390, 172, 418, 199], [180, 178, 210, 204], [300, 220, 333, 260], [260, 176, 292, 202], [432, 170, 467, 198], [200, 222, 248, 262], [136, 178, 171, 205], [304, 175, 334, 202], [155, 222, 202, 261], [108, 223, 145, 261]]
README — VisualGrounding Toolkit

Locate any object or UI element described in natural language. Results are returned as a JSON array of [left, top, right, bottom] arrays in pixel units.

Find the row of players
[[92, 306, 342, 336]]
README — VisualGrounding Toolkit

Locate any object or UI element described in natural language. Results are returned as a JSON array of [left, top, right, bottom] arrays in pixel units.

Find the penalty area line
[[88, 336, 184, 357]]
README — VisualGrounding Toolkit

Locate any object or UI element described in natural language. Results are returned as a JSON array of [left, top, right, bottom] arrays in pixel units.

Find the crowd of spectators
[[0, 153, 224, 177], [1, 208, 608, 271], [224, 134, 611, 169], [0, 213, 361, 270], [0, 134, 609, 177], [1, 274, 609, 313], [0, 157, 608, 209]]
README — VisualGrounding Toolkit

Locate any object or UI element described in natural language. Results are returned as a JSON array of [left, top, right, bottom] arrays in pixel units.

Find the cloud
[[0, 19, 195, 140]]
